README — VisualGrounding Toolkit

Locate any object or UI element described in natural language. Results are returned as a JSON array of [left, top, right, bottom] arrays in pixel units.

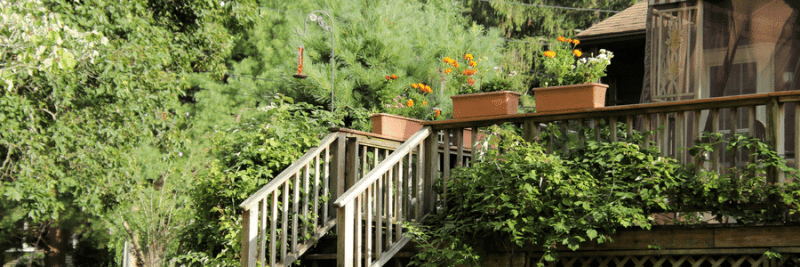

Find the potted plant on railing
[[442, 54, 524, 119], [533, 37, 613, 113], [371, 75, 444, 140]]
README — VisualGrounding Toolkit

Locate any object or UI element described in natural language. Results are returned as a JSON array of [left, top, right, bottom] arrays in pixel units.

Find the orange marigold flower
[[565, 38, 572, 43], [445, 68, 452, 74], [557, 36, 566, 42], [435, 109, 441, 117], [573, 49, 582, 57], [444, 57, 452, 63], [412, 83, 418, 89], [391, 74, 398, 79], [469, 61, 477, 67], [385, 76, 390, 80], [425, 85, 432, 93], [464, 54, 474, 61], [468, 78, 475, 86], [543, 51, 556, 58], [572, 39, 580, 45], [422, 100, 428, 106], [407, 99, 414, 107]]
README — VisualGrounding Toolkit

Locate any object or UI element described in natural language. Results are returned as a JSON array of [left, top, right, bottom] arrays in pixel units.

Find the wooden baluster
[[593, 119, 601, 142], [676, 111, 685, 163], [767, 99, 786, 185], [533, 122, 540, 144], [376, 169, 383, 259], [292, 172, 300, 253], [749, 106, 757, 165], [694, 110, 703, 172], [260, 198, 267, 265], [626, 116, 634, 142], [562, 120, 569, 154], [241, 206, 257, 267], [271, 192, 278, 266], [712, 108, 720, 173], [366, 185, 373, 265], [548, 123, 555, 154], [302, 164, 310, 242], [397, 156, 404, 242], [346, 138, 359, 189], [362, 146, 368, 178], [443, 129, 450, 208], [524, 119, 535, 143], [281, 181, 289, 261], [796, 103, 800, 169], [323, 147, 330, 222], [314, 154, 321, 226], [643, 115, 651, 149], [610, 116, 618, 142], [337, 202, 354, 267], [660, 113, 669, 156], [355, 193, 363, 267], [416, 143, 424, 220], [456, 128, 464, 167], [578, 119, 585, 146], [387, 162, 394, 246], [730, 107, 738, 168], [406, 152, 413, 221], [470, 126, 479, 166]]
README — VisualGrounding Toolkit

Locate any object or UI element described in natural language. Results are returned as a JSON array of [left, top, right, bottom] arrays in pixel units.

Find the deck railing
[[425, 91, 800, 218], [239, 129, 407, 267]]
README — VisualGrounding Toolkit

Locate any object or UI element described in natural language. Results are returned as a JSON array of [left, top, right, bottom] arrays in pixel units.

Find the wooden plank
[[594, 119, 601, 142], [397, 156, 404, 242], [337, 204, 355, 267], [749, 106, 757, 165], [767, 99, 780, 185], [643, 115, 651, 149], [660, 113, 668, 156], [524, 119, 535, 142], [796, 103, 800, 169], [406, 153, 413, 221], [415, 143, 423, 221], [241, 208, 257, 267], [715, 226, 800, 247], [372, 236, 412, 267], [549, 123, 555, 154], [562, 121, 569, 154], [578, 119, 585, 146], [730, 107, 738, 168], [366, 185, 373, 265], [387, 162, 394, 245], [376, 171, 383, 259], [313, 155, 321, 226], [676, 112, 685, 163], [626, 116, 634, 141], [361, 145, 368, 179], [694, 110, 702, 169], [424, 132, 438, 215], [302, 164, 310, 242], [323, 147, 331, 221]]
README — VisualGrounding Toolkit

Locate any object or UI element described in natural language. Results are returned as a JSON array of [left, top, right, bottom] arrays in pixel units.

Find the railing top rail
[[334, 126, 432, 207], [239, 132, 340, 210], [424, 91, 800, 130]]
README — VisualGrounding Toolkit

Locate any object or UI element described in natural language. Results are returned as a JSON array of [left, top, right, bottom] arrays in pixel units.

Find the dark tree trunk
[[44, 225, 70, 267]]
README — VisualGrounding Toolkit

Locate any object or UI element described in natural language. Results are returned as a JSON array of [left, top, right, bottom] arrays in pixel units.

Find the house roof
[[576, 1, 648, 39]]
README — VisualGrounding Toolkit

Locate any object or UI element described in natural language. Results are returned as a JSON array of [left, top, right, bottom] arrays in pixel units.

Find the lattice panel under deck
[[534, 254, 799, 267]]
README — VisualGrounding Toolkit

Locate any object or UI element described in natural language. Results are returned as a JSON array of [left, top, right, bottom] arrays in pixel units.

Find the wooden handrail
[[239, 132, 340, 210], [334, 127, 432, 207], [424, 91, 800, 130]]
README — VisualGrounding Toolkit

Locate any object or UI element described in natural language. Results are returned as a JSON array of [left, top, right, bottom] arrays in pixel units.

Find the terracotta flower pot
[[450, 91, 522, 119], [532, 83, 608, 112], [370, 113, 424, 140]]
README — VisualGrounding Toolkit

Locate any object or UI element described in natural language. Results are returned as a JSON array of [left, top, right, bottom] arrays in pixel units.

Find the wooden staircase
[[239, 127, 473, 267]]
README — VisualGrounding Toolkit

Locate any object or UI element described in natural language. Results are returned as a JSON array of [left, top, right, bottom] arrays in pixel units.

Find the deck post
[[424, 132, 438, 215], [330, 134, 347, 224], [346, 137, 359, 189], [241, 208, 258, 267], [337, 203, 354, 267]]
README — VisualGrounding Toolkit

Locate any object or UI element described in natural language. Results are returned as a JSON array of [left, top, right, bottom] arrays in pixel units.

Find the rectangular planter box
[[532, 83, 608, 112], [370, 113, 424, 141], [451, 91, 522, 119]]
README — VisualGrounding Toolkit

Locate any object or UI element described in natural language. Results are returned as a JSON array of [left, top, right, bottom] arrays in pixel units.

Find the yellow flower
[[572, 39, 580, 45], [443, 57, 452, 63], [566, 38, 572, 43], [573, 49, 582, 57], [469, 61, 477, 67], [407, 99, 414, 107], [543, 51, 556, 58], [411, 83, 418, 89], [425, 85, 432, 93], [557, 36, 566, 42], [464, 54, 473, 61], [422, 101, 428, 106], [445, 68, 452, 74]]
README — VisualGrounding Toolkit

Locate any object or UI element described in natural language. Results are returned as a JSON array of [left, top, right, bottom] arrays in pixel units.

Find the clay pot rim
[[450, 90, 522, 100], [532, 83, 608, 92], [369, 113, 425, 123]]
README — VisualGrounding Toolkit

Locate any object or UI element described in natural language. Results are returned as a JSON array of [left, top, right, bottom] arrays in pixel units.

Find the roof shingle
[[576, 1, 648, 38]]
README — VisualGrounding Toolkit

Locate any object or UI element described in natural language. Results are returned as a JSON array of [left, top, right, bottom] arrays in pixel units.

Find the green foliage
[[181, 100, 338, 265], [407, 127, 800, 266]]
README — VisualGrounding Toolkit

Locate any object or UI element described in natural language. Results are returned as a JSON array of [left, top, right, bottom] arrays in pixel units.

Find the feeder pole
[[296, 10, 336, 112]]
